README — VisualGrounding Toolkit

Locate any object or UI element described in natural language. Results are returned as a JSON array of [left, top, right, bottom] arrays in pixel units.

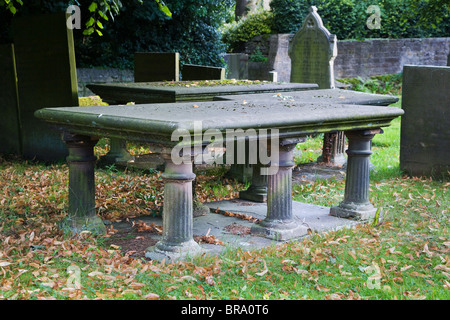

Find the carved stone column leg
[[98, 138, 134, 166], [330, 129, 382, 220], [239, 163, 268, 202], [319, 131, 347, 166], [192, 164, 211, 216], [62, 133, 105, 235], [251, 140, 308, 240], [146, 153, 203, 261]]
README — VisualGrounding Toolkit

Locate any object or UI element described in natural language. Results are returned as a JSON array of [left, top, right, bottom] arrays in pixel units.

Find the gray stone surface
[[289, 6, 337, 89], [216, 88, 398, 167], [400, 65, 450, 177], [12, 12, 79, 162], [35, 100, 403, 147], [134, 52, 180, 82], [0, 44, 21, 155], [86, 82, 319, 104], [182, 64, 225, 81], [214, 88, 399, 106]]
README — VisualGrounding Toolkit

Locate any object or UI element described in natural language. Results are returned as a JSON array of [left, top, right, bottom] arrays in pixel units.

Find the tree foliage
[[75, 0, 235, 69], [269, 0, 449, 40], [0, 0, 234, 69], [0, 0, 171, 36]]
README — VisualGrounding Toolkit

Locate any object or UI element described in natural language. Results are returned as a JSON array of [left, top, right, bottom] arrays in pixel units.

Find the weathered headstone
[[224, 53, 248, 80], [0, 44, 22, 155], [13, 13, 79, 161], [182, 64, 225, 81], [400, 65, 450, 177], [289, 6, 342, 166], [289, 6, 337, 89], [134, 52, 180, 82]]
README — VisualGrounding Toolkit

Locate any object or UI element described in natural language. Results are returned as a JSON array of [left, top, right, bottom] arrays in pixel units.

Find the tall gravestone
[[0, 44, 22, 155], [400, 65, 449, 177], [134, 52, 180, 82], [13, 12, 79, 162], [289, 6, 344, 166], [289, 6, 337, 89]]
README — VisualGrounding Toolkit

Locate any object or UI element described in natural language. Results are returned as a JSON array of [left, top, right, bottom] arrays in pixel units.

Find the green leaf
[[155, 0, 172, 17], [96, 20, 104, 29], [98, 10, 109, 21], [88, 2, 98, 13], [83, 27, 95, 36], [96, 29, 103, 36], [86, 17, 95, 27]]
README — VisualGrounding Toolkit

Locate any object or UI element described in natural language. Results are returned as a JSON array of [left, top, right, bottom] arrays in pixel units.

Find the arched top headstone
[[289, 6, 338, 89]]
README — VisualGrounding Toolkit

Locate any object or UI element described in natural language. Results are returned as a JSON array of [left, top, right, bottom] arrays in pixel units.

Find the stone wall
[[77, 68, 133, 97], [76, 37, 450, 95], [245, 35, 450, 81]]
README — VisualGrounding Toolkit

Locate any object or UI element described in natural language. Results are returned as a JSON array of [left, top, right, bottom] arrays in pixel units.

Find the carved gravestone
[[0, 44, 22, 155], [400, 65, 449, 177], [134, 52, 180, 82], [289, 6, 344, 166], [289, 6, 337, 89], [12, 12, 79, 162]]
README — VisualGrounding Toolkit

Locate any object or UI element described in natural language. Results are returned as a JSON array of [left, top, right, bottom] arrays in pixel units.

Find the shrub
[[270, 0, 450, 40], [221, 10, 274, 52]]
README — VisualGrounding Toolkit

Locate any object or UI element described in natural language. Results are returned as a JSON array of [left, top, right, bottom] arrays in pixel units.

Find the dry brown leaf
[[144, 292, 159, 300]]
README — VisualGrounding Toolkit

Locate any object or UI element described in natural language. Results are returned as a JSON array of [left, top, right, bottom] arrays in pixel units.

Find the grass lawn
[[0, 78, 449, 300]]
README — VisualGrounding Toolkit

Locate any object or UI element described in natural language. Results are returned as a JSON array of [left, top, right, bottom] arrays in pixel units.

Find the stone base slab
[[145, 239, 204, 262], [238, 189, 267, 203], [250, 220, 309, 241], [206, 199, 359, 235], [330, 202, 378, 221]]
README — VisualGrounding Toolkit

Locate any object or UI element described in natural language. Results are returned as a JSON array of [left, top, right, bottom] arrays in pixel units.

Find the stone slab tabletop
[[35, 99, 404, 148], [214, 88, 399, 106], [86, 81, 319, 103]]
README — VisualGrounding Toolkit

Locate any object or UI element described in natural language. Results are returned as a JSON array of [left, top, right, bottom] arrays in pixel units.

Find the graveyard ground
[[0, 76, 449, 300]]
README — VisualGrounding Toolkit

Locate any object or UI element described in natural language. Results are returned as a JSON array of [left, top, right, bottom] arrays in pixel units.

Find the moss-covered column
[[251, 139, 308, 240], [146, 153, 203, 261], [330, 128, 382, 220], [62, 132, 105, 235]]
